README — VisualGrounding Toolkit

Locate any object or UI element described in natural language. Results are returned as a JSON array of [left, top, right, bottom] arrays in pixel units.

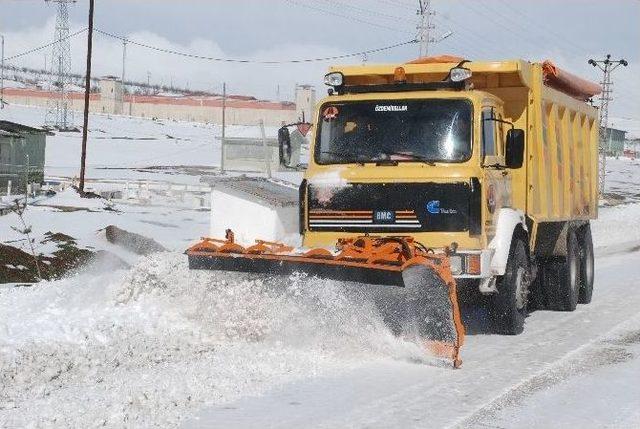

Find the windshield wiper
[[380, 151, 436, 166], [320, 150, 366, 166]]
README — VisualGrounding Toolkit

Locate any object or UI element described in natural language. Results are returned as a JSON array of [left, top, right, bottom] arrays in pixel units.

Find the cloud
[[4, 16, 354, 101], [4, 14, 639, 124]]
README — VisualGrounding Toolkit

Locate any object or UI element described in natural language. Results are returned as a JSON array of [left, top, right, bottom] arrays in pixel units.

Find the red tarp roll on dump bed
[[542, 60, 602, 101]]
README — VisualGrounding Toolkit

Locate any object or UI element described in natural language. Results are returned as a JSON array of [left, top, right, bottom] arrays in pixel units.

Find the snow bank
[[592, 202, 640, 250], [0, 253, 426, 428]]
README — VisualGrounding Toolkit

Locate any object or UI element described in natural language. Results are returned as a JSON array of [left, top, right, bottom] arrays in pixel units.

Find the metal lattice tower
[[45, 0, 76, 130], [416, 0, 435, 57], [415, 1, 452, 57], [588, 54, 628, 195]]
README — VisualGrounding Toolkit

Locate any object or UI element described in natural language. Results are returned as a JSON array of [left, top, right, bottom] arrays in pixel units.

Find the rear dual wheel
[[577, 224, 594, 304], [489, 223, 594, 334], [544, 228, 581, 311], [542, 223, 594, 311]]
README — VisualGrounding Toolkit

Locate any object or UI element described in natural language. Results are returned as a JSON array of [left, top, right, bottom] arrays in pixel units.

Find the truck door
[[482, 106, 513, 241]]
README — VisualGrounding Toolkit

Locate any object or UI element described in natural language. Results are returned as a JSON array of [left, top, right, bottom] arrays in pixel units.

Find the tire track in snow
[[449, 315, 640, 429]]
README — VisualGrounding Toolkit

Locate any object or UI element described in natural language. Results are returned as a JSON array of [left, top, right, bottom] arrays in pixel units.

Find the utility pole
[[44, 0, 76, 130], [220, 82, 227, 173], [1, 35, 5, 109], [79, 0, 95, 193], [121, 39, 127, 86], [24, 154, 29, 207], [416, 0, 435, 57], [588, 54, 628, 195]]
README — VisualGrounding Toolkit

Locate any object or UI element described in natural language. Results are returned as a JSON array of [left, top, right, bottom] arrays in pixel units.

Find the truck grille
[[307, 182, 473, 233]]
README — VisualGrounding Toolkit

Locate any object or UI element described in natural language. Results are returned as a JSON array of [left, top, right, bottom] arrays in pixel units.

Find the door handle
[[501, 171, 509, 177]]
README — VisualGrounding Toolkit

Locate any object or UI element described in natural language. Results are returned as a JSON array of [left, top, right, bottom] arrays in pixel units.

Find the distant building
[[294, 84, 316, 123], [0, 121, 50, 192], [2, 82, 316, 127], [99, 76, 124, 115], [625, 137, 640, 158], [601, 126, 627, 156]]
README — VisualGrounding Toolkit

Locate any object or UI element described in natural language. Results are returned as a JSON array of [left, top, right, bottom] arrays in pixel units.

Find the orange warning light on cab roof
[[394, 67, 407, 83]]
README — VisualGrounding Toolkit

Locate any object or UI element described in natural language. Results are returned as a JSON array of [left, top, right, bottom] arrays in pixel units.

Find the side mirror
[[505, 128, 525, 169], [278, 126, 292, 167]]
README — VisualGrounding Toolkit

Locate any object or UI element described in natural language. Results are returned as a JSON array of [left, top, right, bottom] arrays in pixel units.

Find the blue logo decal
[[426, 200, 441, 214]]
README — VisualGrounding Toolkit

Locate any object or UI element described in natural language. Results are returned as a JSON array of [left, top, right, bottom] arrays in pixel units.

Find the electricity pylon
[[588, 54, 628, 195], [416, 1, 452, 58], [45, 0, 77, 130]]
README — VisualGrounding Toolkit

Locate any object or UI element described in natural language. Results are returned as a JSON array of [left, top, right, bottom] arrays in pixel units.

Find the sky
[[1, 0, 639, 131]]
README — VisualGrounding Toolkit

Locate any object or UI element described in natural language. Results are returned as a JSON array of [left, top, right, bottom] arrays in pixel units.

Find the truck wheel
[[544, 228, 580, 311], [578, 224, 594, 304], [489, 237, 530, 335]]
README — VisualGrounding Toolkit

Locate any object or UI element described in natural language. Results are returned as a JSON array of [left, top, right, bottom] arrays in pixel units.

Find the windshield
[[315, 99, 472, 164]]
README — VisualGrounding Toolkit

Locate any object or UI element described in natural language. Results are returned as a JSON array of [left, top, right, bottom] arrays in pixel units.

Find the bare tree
[[11, 199, 42, 281]]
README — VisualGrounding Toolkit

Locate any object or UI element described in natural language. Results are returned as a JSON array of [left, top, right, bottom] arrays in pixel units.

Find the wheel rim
[[584, 245, 594, 287], [515, 266, 529, 311], [570, 248, 579, 294]]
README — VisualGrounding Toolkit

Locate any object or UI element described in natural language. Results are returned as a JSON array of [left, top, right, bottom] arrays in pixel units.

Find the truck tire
[[544, 228, 580, 311], [577, 224, 594, 304], [489, 236, 531, 335]]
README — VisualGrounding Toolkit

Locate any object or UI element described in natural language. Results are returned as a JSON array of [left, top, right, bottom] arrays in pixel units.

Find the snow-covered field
[[1, 104, 639, 428], [1, 104, 284, 185]]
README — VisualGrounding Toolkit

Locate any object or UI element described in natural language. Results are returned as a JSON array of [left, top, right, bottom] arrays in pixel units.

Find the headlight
[[449, 255, 463, 275], [324, 72, 344, 87], [449, 67, 472, 82]]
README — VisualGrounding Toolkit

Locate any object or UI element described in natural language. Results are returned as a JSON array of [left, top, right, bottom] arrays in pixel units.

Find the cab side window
[[482, 108, 496, 157]]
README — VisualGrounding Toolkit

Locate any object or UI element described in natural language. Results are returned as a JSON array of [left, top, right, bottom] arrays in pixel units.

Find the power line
[[456, 2, 543, 53], [318, 0, 411, 23], [374, 0, 414, 8], [95, 28, 417, 64], [433, 15, 509, 59], [429, 28, 495, 60], [283, 0, 412, 34], [494, 0, 592, 54], [5, 26, 416, 67], [5, 28, 87, 62]]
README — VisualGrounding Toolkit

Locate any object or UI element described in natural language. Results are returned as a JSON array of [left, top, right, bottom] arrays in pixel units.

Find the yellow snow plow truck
[[187, 57, 601, 367]]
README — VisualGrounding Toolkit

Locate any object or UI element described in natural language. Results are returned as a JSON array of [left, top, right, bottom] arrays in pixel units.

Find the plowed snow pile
[[0, 254, 426, 428]]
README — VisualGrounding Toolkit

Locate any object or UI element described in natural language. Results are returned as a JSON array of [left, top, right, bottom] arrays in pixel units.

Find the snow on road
[[184, 244, 640, 429], [0, 255, 430, 428], [2, 205, 639, 428]]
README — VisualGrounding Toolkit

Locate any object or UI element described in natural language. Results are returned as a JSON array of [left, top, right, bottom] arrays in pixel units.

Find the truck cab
[[301, 62, 526, 283]]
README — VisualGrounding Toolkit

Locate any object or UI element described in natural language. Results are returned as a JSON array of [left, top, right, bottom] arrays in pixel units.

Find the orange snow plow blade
[[187, 234, 465, 367]]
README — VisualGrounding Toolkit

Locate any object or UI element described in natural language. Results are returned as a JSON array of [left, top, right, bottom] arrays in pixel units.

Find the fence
[[0, 161, 44, 195], [219, 120, 303, 177]]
